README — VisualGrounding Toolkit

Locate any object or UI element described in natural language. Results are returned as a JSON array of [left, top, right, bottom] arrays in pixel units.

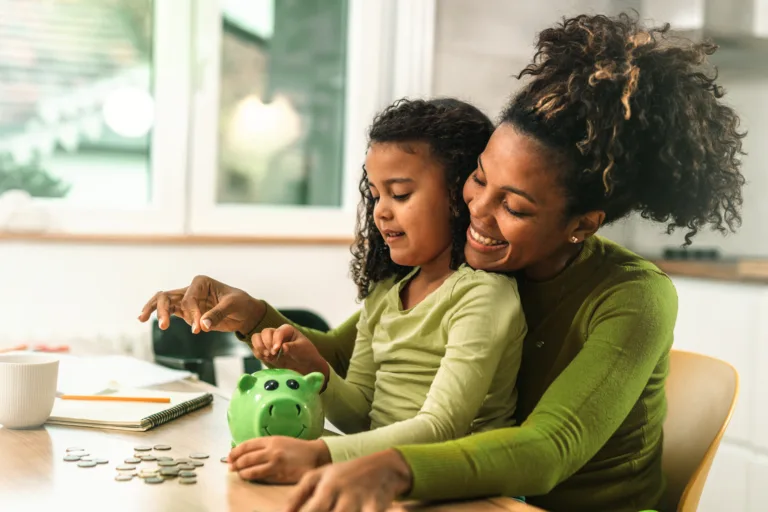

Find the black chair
[[151, 309, 330, 386]]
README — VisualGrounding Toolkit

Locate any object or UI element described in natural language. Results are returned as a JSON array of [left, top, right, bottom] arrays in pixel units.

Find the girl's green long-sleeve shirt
[[242, 236, 677, 512], [319, 265, 525, 461]]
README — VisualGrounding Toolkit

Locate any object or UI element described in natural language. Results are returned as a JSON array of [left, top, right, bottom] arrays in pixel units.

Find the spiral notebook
[[46, 388, 214, 431]]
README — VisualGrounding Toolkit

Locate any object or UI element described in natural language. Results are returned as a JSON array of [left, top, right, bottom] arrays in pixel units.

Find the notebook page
[[55, 355, 194, 395], [48, 388, 209, 427]]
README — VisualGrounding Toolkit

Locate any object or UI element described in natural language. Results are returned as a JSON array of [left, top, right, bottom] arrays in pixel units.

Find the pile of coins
[[62, 447, 109, 468], [63, 444, 217, 485]]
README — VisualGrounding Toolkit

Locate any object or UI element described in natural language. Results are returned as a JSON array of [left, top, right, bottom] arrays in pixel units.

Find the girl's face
[[365, 142, 453, 269], [463, 123, 579, 278]]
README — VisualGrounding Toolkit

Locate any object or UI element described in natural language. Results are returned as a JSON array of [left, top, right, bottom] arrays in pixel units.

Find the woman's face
[[463, 123, 577, 276]]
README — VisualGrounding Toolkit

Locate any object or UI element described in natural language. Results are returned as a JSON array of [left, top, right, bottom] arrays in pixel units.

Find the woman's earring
[[570, 236, 579, 244]]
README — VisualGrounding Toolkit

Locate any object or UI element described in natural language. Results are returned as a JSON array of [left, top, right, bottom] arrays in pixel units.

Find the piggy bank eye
[[264, 380, 279, 391], [286, 379, 300, 390]]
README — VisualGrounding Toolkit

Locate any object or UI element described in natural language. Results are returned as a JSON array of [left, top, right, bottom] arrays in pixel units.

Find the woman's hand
[[252, 325, 330, 383], [138, 275, 265, 335], [227, 437, 331, 484], [284, 449, 413, 512]]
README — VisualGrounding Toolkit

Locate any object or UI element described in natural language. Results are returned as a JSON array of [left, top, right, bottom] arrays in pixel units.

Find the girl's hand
[[284, 449, 413, 512], [251, 325, 330, 383], [227, 437, 331, 484]]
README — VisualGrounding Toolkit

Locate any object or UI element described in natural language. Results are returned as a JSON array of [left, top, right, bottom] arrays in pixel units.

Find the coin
[[115, 474, 133, 482], [134, 445, 152, 451], [140, 455, 157, 462], [177, 464, 195, 471], [116, 464, 136, 471], [77, 460, 97, 468], [159, 468, 179, 477], [220, 457, 227, 463], [189, 453, 209, 459], [154, 444, 171, 451], [158, 460, 177, 467], [79, 456, 94, 461], [124, 458, 141, 464], [179, 477, 197, 485], [157, 456, 173, 462], [178, 470, 196, 478], [66, 447, 84, 452], [144, 476, 164, 484], [69, 452, 89, 457], [188, 460, 204, 467], [63, 455, 81, 462], [95, 459, 109, 465]]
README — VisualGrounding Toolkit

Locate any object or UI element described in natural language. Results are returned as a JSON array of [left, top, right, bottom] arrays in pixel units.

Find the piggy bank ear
[[304, 372, 324, 394], [237, 374, 257, 392]]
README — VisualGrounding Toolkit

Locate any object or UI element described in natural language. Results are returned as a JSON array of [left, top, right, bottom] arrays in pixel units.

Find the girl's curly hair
[[503, 12, 746, 245], [350, 98, 494, 300]]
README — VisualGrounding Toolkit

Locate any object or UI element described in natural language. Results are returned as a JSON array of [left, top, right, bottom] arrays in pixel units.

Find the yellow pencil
[[58, 395, 171, 404]]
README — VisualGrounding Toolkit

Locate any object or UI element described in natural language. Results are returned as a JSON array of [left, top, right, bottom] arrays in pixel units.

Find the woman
[[139, 13, 745, 512]]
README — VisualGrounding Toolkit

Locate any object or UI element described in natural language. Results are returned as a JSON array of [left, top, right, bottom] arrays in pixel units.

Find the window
[[217, 0, 348, 208], [0, 0, 435, 239], [0, 0, 153, 206], [0, 0, 190, 234]]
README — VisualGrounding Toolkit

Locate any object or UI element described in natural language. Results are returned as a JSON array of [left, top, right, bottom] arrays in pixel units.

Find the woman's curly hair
[[503, 12, 746, 244], [350, 98, 494, 300]]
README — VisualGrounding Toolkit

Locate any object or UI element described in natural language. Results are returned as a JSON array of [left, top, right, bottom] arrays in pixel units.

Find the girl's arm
[[320, 306, 377, 434]]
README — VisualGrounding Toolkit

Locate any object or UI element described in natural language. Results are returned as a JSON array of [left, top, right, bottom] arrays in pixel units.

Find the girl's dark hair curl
[[503, 12, 746, 245], [350, 98, 494, 299]]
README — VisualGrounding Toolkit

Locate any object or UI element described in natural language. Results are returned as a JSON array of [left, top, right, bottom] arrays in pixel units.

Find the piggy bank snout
[[267, 398, 303, 418]]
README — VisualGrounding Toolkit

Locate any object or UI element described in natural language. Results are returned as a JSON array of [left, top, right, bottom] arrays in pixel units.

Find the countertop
[[653, 259, 768, 285]]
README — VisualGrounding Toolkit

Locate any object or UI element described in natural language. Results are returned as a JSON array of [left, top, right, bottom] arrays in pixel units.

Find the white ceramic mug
[[0, 354, 59, 429]]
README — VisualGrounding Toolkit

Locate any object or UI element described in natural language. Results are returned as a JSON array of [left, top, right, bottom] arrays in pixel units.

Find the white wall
[[0, 241, 359, 357]]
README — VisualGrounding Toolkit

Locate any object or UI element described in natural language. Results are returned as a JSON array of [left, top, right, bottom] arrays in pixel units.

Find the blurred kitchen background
[[0, 0, 766, 509]]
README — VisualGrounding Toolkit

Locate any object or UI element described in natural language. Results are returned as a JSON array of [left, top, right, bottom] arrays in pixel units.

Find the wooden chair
[[661, 349, 740, 512]]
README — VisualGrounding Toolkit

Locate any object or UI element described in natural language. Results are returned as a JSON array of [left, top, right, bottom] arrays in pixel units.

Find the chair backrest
[[280, 309, 331, 332], [661, 349, 739, 512]]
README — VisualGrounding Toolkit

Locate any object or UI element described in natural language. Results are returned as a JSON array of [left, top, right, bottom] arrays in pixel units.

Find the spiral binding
[[142, 393, 214, 430]]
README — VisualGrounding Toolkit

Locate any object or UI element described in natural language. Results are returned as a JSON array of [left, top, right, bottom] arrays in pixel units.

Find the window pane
[[0, 0, 153, 207], [218, 0, 348, 207]]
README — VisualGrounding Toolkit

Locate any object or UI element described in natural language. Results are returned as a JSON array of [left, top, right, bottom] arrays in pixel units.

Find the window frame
[[187, 0, 436, 238]]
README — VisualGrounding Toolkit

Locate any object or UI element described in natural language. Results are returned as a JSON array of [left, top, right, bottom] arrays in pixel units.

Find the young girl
[[228, 98, 527, 480]]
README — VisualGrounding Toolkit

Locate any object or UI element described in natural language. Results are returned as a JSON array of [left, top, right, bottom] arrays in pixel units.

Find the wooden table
[[0, 379, 540, 512]]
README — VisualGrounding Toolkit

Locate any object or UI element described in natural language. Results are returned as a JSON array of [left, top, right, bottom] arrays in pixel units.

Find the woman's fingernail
[[202, 319, 212, 330]]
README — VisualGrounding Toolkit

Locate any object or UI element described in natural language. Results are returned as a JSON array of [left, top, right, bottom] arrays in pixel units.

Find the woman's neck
[[524, 241, 584, 282]]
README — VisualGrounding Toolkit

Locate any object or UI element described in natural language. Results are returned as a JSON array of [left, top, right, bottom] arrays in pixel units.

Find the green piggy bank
[[227, 368, 325, 447]]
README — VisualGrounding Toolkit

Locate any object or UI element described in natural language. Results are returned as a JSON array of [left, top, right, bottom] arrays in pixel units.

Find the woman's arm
[[237, 303, 359, 379], [396, 272, 677, 500], [322, 277, 526, 462]]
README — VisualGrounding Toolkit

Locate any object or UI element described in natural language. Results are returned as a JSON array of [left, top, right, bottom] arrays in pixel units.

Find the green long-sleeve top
[[245, 235, 677, 512], [320, 265, 525, 461]]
